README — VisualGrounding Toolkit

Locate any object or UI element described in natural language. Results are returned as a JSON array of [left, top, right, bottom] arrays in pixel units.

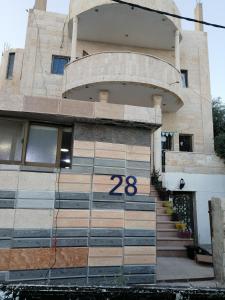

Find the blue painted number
[[109, 175, 137, 196]]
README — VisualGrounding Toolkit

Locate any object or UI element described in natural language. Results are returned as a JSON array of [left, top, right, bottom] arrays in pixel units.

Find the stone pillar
[[34, 0, 47, 11], [211, 198, 225, 282], [195, 2, 204, 32], [71, 16, 78, 61], [152, 95, 162, 174], [175, 30, 180, 71], [99, 90, 109, 103]]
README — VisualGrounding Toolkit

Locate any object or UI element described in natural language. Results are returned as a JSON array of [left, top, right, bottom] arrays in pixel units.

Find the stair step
[[157, 238, 193, 247], [157, 221, 177, 229], [157, 214, 171, 221], [157, 207, 166, 213], [157, 229, 178, 238], [157, 246, 187, 257]]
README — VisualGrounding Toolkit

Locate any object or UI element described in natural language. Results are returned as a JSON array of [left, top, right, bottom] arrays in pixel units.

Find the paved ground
[[157, 257, 214, 282]]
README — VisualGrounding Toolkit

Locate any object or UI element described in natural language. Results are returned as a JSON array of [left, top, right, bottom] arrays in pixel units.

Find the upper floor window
[[162, 132, 174, 151], [6, 52, 15, 79], [181, 70, 188, 88], [51, 55, 70, 75], [179, 134, 193, 152], [0, 118, 73, 168]]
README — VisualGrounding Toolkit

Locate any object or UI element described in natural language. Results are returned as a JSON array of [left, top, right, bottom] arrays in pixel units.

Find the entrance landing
[[157, 257, 214, 282]]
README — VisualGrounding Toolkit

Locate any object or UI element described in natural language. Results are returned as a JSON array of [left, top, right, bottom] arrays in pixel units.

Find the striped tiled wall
[[0, 123, 156, 286]]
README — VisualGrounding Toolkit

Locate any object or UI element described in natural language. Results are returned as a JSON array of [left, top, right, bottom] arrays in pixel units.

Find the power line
[[112, 0, 225, 30]]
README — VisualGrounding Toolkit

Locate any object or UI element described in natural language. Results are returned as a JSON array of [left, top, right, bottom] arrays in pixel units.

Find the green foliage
[[215, 133, 225, 161], [212, 98, 225, 161]]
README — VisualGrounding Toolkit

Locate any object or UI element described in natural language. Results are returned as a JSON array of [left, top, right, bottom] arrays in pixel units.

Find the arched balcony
[[63, 52, 184, 112]]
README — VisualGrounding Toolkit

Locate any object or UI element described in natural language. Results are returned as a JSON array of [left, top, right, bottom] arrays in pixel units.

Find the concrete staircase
[[150, 185, 194, 257]]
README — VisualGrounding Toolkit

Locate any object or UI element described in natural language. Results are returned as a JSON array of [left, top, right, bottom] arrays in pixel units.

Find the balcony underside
[[64, 82, 182, 113], [70, 1, 182, 49]]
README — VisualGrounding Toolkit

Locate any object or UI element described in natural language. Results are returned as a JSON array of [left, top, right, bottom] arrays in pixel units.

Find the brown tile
[[54, 247, 88, 268], [124, 246, 156, 256], [89, 247, 123, 257], [59, 183, 91, 193], [124, 255, 156, 265], [56, 219, 89, 228], [125, 211, 156, 221], [9, 247, 88, 270], [95, 150, 125, 160], [59, 174, 91, 184], [96, 142, 126, 151], [89, 257, 123, 267], [0, 249, 10, 271], [92, 210, 124, 219], [91, 219, 124, 228], [73, 148, 95, 158], [126, 153, 150, 162], [74, 141, 95, 150], [9, 248, 51, 270], [125, 220, 156, 230], [56, 210, 90, 219]]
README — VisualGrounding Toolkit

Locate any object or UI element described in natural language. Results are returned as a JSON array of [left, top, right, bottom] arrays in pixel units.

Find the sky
[[0, 0, 224, 101]]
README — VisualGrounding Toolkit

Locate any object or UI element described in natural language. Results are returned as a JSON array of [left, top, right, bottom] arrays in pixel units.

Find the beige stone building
[[0, 0, 224, 285]]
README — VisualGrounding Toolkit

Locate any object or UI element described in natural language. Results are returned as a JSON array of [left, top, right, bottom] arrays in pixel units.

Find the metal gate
[[173, 192, 194, 235]]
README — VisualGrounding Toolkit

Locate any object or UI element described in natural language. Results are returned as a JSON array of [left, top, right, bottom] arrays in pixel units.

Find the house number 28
[[109, 175, 137, 196]]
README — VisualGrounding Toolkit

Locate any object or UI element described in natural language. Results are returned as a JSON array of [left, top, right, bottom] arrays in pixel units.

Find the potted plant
[[176, 223, 192, 239], [151, 168, 160, 185]]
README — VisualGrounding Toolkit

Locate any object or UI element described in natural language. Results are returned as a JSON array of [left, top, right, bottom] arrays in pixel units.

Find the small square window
[[51, 55, 70, 75], [179, 134, 193, 152], [181, 70, 188, 88], [6, 53, 15, 79]]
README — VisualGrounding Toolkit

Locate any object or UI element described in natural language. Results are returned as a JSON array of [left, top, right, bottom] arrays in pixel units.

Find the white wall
[[163, 172, 225, 244]]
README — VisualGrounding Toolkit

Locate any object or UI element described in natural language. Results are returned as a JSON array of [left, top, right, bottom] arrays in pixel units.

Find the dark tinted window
[[60, 128, 73, 169], [51, 55, 70, 75], [181, 70, 188, 88], [162, 133, 173, 151], [6, 53, 15, 79], [179, 134, 193, 152]]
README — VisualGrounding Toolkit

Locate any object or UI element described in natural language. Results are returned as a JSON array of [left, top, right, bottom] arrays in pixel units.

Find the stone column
[[152, 95, 162, 174], [175, 30, 180, 71], [34, 0, 47, 11], [195, 2, 204, 32], [99, 90, 109, 103], [71, 16, 78, 61]]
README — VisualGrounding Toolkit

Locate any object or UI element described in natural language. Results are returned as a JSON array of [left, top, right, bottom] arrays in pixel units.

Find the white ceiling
[[77, 4, 177, 50], [65, 82, 183, 113]]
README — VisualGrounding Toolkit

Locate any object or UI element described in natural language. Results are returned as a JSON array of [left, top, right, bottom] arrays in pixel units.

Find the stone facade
[[0, 0, 224, 285]]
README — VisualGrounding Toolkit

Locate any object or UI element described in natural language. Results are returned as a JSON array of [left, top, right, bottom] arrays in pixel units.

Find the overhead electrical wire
[[112, 0, 225, 30]]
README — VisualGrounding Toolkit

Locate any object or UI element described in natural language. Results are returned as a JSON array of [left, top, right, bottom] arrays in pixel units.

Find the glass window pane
[[26, 125, 58, 164], [52, 56, 70, 75], [0, 119, 24, 161], [60, 128, 72, 169], [6, 53, 15, 79], [179, 135, 193, 152]]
